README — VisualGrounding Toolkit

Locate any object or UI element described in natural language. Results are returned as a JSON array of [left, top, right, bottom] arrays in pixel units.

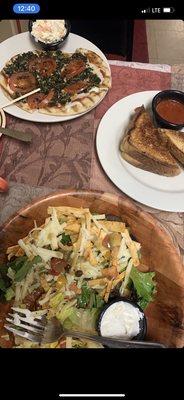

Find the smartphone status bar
[[0, 1, 182, 19]]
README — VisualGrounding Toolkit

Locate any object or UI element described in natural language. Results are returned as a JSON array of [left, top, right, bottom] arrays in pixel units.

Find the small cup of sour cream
[[97, 298, 147, 341]]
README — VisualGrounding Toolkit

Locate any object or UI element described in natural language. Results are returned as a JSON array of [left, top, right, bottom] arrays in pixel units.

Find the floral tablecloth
[[0, 60, 183, 263]]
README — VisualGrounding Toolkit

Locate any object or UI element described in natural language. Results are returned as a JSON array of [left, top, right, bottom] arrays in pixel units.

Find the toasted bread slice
[[128, 129, 179, 167], [121, 151, 180, 176], [159, 129, 184, 167], [120, 106, 181, 176], [121, 136, 180, 176]]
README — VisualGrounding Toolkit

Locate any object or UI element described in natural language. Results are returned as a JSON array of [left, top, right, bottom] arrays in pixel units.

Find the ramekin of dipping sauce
[[97, 298, 147, 341], [152, 90, 184, 130]]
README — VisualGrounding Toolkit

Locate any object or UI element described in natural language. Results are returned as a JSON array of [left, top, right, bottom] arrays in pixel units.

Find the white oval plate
[[96, 90, 184, 212], [0, 32, 110, 123], [0, 108, 6, 137]]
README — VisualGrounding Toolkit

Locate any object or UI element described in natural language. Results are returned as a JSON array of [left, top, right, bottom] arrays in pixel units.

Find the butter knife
[[0, 126, 32, 142]]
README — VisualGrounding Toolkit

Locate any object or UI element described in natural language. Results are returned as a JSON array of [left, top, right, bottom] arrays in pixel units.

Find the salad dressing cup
[[97, 298, 147, 342]]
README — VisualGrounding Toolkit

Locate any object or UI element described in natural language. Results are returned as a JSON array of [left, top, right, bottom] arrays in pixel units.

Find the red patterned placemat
[[95, 65, 171, 120], [0, 64, 171, 192], [0, 141, 3, 153]]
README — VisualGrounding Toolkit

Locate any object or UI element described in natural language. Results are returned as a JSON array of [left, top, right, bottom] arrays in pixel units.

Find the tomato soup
[[156, 99, 184, 125]]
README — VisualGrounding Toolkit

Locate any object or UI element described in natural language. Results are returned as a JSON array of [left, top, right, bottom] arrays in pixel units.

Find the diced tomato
[[40, 58, 56, 76], [62, 59, 86, 80], [50, 258, 69, 275], [8, 72, 36, 94], [69, 282, 81, 294], [27, 90, 54, 109], [64, 80, 89, 95], [27, 93, 46, 109], [39, 90, 55, 107], [28, 57, 56, 76], [0, 177, 9, 192]]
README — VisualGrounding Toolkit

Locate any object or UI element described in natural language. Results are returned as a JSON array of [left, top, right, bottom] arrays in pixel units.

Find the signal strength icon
[[141, 8, 150, 13]]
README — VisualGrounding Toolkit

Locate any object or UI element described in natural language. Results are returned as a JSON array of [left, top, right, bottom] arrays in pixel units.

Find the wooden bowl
[[0, 190, 183, 348]]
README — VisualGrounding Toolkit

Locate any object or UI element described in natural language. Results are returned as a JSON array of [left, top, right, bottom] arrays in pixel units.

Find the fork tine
[[7, 313, 45, 329], [12, 307, 45, 320], [11, 307, 29, 315], [4, 324, 42, 343], [5, 318, 44, 335]]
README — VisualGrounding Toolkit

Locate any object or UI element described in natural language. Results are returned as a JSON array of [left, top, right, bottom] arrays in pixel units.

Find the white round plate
[[96, 90, 184, 212], [0, 32, 110, 123]]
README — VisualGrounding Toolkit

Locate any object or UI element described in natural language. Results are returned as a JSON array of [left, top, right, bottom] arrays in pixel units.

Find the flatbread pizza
[[0, 48, 111, 116]]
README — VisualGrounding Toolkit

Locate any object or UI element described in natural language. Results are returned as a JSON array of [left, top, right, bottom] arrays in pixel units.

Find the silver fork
[[5, 308, 166, 348]]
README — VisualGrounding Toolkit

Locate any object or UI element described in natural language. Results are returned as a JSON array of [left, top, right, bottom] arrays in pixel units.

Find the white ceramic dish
[[96, 90, 184, 212], [0, 32, 110, 123], [0, 108, 6, 137]]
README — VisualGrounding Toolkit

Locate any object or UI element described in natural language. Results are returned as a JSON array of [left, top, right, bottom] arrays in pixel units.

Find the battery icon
[[163, 7, 175, 13]]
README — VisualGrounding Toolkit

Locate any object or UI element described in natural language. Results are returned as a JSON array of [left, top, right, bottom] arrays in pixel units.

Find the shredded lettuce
[[63, 307, 99, 332], [56, 300, 77, 323], [130, 266, 156, 310], [49, 292, 64, 309], [14, 256, 41, 282], [7, 267, 16, 280], [5, 287, 15, 301], [77, 283, 105, 309], [56, 297, 99, 333], [77, 282, 91, 308], [0, 255, 43, 302], [8, 256, 27, 272]]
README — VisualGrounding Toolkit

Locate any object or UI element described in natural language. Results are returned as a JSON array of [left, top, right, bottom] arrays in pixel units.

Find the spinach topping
[[4, 51, 38, 75], [3, 50, 101, 106], [71, 52, 88, 63], [50, 91, 71, 106], [33, 70, 65, 94], [67, 67, 100, 86], [54, 50, 71, 68]]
